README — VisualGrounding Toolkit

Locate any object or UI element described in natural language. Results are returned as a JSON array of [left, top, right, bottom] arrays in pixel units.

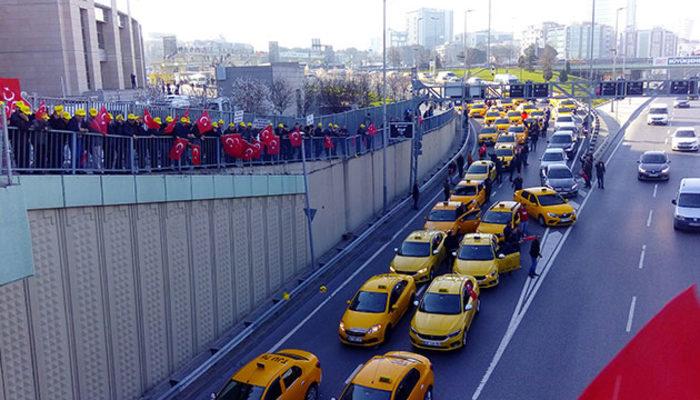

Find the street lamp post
[[587, 0, 596, 134], [611, 6, 625, 112], [382, 0, 388, 213], [487, 0, 492, 67], [462, 9, 474, 122]]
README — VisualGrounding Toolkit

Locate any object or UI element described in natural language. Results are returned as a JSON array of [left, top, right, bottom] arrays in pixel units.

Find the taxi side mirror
[[432, 249, 439, 255], [451, 251, 457, 257], [391, 304, 399, 310], [497, 254, 506, 259], [636, 160, 640, 164], [465, 304, 473, 311], [413, 300, 419, 307], [346, 300, 351, 305], [671, 199, 677, 205], [393, 247, 399, 253]]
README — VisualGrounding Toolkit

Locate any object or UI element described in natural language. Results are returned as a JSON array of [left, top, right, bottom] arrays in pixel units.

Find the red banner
[[260, 125, 274, 143], [289, 129, 302, 148], [143, 109, 161, 130], [169, 137, 189, 161], [323, 135, 334, 149], [265, 135, 280, 155], [196, 110, 213, 134], [367, 123, 378, 136], [0, 77, 28, 118], [190, 144, 201, 165], [34, 101, 47, 120], [221, 134, 246, 158], [89, 106, 111, 135]]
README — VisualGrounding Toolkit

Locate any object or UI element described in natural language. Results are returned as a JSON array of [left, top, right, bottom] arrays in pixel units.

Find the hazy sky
[[126, 0, 699, 50]]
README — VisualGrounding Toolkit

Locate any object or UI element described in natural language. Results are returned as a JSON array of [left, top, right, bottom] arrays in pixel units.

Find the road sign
[[233, 110, 244, 124], [670, 80, 690, 95], [304, 208, 317, 221], [626, 81, 643, 96], [389, 122, 415, 139], [532, 84, 549, 98], [509, 84, 524, 98], [667, 56, 700, 66], [600, 82, 617, 97], [306, 114, 314, 126], [253, 118, 271, 129]]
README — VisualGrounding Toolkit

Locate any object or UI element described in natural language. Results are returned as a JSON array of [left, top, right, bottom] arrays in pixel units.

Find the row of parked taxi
[[212, 98, 584, 400]]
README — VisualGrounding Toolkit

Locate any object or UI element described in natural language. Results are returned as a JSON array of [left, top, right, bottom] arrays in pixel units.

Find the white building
[[407, 8, 454, 50], [560, 23, 615, 60], [521, 22, 564, 54], [389, 30, 409, 48], [634, 27, 678, 58]]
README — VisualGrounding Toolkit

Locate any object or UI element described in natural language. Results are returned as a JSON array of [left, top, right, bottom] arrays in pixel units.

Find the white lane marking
[[345, 364, 363, 385], [653, 184, 658, 198], [473, 112, 631, 400], [626, 296, 637, 333], [498, 182, 503, 188], [491, 190, 498, 196], [268, 186, 444, 353], [664, 137, 669, 145], [646, 210, 653, 227], [569, 200, 581, 210], [638, 245, 647, 269], [612, 375, 622, 400]]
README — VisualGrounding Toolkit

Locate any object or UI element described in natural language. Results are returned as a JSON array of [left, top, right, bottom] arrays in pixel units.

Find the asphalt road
[[183, 99, 698, 400]]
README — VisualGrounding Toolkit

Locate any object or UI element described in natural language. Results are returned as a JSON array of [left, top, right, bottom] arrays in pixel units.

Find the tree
[[517, 55, 526, 70], [388, 47, 402, 68], [386, 73, 412, 101], [524, 44, 538, 72], [539, 45, 558, 82], [269, 78, 293, 115], [559, 60, 571, 83], [298, 79, 318, 117], [230, 78, 273, 115], [491, 45, 519, 65]]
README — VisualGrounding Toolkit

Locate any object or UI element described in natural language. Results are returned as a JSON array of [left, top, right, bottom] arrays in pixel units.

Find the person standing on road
[[519, 205, 529, 236], [443, 178, 451, 201], [595, 160, 606, 189], [444, 230, 460, 266], [521, 141, 530, 166], [581, 155, 593, 189], [511, 175, 523, 191], [478, 143, 487, 160], [467, 153, 473, 167], [494, 156, 504, 184], [527, 235, 541, 278], [412, 183, 420, 210], [484, 177, 492, 201], [530, 128, 539, 151], [456, 154, 465, 178], [510, 151, 522, 181]]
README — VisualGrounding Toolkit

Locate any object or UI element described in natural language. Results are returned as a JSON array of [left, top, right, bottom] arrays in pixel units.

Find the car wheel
[[305, 384, 319, 400], [424, 387, 433, 400], [538, 215, 546, 226]]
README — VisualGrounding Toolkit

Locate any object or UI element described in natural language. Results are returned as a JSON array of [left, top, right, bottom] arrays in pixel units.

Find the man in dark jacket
[[595, 161, 606, 189], [528, 235, 541, 278], [511, 175, 524, 191], [412, 183, 420, 210], [456, 154, 465, 177], [443, 178, 451, 201]]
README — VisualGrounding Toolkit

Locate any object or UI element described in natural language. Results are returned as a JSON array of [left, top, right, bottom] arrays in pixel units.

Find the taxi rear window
[[454, 186, 478, 196], [428, 209, 458, 222]]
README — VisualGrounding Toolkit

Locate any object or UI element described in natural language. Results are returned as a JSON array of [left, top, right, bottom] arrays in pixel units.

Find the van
[[646, 103, 669, 125], [672, 178, 700, 230], [494, 74, 519, 85]]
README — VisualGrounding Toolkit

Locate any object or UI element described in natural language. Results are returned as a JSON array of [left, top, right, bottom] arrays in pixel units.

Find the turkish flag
[[164, 119, 177, 134], [190, 143, 201, 165], [196, 111, 213, 134], [367, 123, 378, 136], [289, 128, 302, 147], [259, 125, 274, 143], [265, 135, 280, 155], [250, 139, 262, 159], [169, 137, 189, 161], [323, 135, 334, 149], [466, 281, 478, 301], [89, 106, 111, 135], [221, 134, 245, 158], [144, 109, 161, 130], [34, 101, 47, 120], [580, 286, 700, 400], [0, 77, 28, 119]]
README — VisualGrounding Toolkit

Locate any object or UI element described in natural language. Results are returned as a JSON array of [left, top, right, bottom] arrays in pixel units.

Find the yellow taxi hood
[[464, 173, 487, 183], [423, 221, 454, 233], [341, 309, 384, 330], [391, 255, 431, 272], [453, 259, 495, 276], [412, 312, 463, 335], [477, 223, 505, 236], [543, 203, 575, 215]]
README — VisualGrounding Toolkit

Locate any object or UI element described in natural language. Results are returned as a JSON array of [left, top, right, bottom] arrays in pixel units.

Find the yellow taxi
[[478, 126, 499, 145], [507, 111, 523, 125], [424, 201, 481, 236], [469, 103, 488, 118], [339, 274, 416, 346], [521, 103, 538, 114], [499, 98, 514, 110], [507, 125, 528, 144], [477, 201, 522, 242], [409, 274, 480, 351], [450, 179, 487, 207], [495, 132, 517, 147], [336, 352, 434, 400], [464, 160, 497, 183], [494, 117, 511, 132], [512, 98, 526, 107], [452, 233, 520, 288], [560, 99, 577, 111], [529, 110, 545, 121], [556, 107, 573, 117], [389, 230, 446, 283], [494, 144, 515, 170], [514, 187, 577, 227], [213, 349, 322, 400], [484, 110, 503, 125]]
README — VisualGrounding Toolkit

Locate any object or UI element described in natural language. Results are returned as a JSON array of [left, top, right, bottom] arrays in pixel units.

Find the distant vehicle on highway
[[494, 74, 519, 85], [437, 71, 459, 82], [637, 151, 670, 180], [671, 127, 699, 152], [646, 103, 669, 125], [540, 164, 579, 198], [547, 131, 576, 157], [673, 97, 690, 108], [539, 148, 568, 171], [671, 178, 700, 231]]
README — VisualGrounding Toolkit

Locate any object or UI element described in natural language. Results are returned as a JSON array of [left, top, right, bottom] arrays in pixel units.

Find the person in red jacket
[[478, 143, 487, 160], [519, 204, 529, 236]]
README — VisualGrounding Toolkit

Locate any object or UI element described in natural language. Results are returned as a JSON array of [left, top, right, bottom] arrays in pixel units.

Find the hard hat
[[127, 113, 136, 120], [239, 122, 246, 127], [154, 117, 162, 124], [116, 114, 124, 121], [247, 122, 252, 127], [317, 123, 322, 128], [334, 124, 339, 129], [278, 123, 284, 128], [180, 116, 188, 123], [41, 113, 50, 121], [360, 124, 366, 128], [54, 105, 64, 112], [108, 113, 113, 120], [165, 116, 174, 123], [229, 122, 235, 127], [212, 122, 219, 128], [89, 108, 97, 117], [75, 109, 86, 117], [218, 119, 224, 125], [62, 111, 71, 120], [328, 122, 333, 127]]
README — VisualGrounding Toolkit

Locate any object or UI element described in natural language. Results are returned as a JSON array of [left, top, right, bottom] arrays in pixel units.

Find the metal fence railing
[[5, 108, 455, 175], [1, 103, 12, 186]]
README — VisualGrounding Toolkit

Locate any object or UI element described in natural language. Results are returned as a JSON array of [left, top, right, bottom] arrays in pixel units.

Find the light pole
[[611, 6, 625, 112], [382, 0, 388, 213], [463, 10, 474, 79], [487, 0, 492, 67], [587, 0, 596, 133]]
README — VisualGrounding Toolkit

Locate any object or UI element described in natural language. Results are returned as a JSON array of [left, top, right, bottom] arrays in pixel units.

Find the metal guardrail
[[5, 110, 454, 175], [1, 103, 11, 186], [153, 111, 464, 400]]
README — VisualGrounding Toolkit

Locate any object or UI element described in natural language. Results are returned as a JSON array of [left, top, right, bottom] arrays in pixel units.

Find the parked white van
[[671, 178, 700, 230]]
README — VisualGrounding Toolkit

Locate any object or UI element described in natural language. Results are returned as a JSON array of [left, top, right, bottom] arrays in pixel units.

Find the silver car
[[540, 163, 579, 198], [540, 148, 568, 171]]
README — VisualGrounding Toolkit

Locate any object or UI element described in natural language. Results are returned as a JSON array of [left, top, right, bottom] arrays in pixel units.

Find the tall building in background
[[565, 23, 615, 60], [625, 0, 637, 30], [163, 35, 178, 60], [407, 8, 454, 50], [679, 19, 694, 40], [0, 0, 146, 96], [635, 27, 678, 58], [269, 41, 280, 63], [389, 30, 409, 48], [595, 0, 619, 29]]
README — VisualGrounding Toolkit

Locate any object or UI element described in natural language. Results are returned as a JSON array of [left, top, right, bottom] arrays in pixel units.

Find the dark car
[[540, 163, 579, 198], [637, 151, 670, 180]]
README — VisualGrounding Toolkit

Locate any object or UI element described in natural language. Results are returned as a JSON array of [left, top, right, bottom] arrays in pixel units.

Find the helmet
[[247, 122, 252, 127], [229, 122, 235, 127], [127, 113, 136, 120], [115, 114, 124, 121], [89, 108, 98, 117], [75, 109, 86, 117], [278, 123, 284, 128], [239, 122, 246, 127], [154, 117, 162, 124], [360, 124, 366, 129], [54, 105, 64, 113], [317, 123, 323, 128], [212, 122, 219, 128], [334, 124, 339, 129], [218, 119, 224, 125], [328, 122, 333, 127], [62, 111, 71, 120], [41, 113, 50, 121], [180, 116, 188, 123], [165, 116, 174, 123], [108, 113, 113, 120]]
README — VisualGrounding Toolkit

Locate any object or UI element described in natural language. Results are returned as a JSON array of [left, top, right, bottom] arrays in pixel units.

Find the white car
[[554, 115, 578, 131], [539, 148, 568, 171], [646, 103, 669, 125], [672, 178, 700, 230], [671, 127, 699, 152]]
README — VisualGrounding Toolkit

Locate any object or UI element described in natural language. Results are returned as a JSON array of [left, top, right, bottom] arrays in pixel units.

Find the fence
[[1, 103, 11, 186], [5, 108, 455, 175]]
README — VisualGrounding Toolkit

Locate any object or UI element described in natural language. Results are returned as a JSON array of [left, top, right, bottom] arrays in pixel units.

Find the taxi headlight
[[446, 329, 462, 338], [547, 212, 557, 218], [416, 267, 428, 275], [389, 266, 396, 273], [571, 183, 579, 190], [410, 326, 419, 335], [339, 322, 345, 331], [367, 324, 382, 334], [489, 270, 498, 277], [661, 166, 670, 173]]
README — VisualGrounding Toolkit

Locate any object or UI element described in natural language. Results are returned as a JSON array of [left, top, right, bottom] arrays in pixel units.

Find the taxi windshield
[[428, 209, 457, 222], [399, 241, 431, 257], [498, 136, 515, 142], [675, 130, 696, 138], [458, 245, 493, 261], [509, 126, 524, 132], [482, 211, 512, 224], [420, 293, 462, 314], [537, 194, 566, 206], [350, 291, 388, 313], [496, 118, 510, 124], [468, 165, 488, 174], [487, 112, 501, 116], [340, 384, 392, 400], [496, 149, 513, 157], [454, 185, 478, 196], [551, 135, 572, 144], [508, 112, 520, 117], [215, 380, 265, 400], [481, 128, 497, 134]]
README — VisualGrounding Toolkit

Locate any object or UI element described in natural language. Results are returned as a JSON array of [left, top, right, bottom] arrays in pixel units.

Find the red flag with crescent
[[169, 137, 189, 161], [289, 128, 302, 148], [34, 101, 47, 120], [0, 78, 29, 119], [367, 123, 378, 136], [260, 125, 274, 143], [323, 135, 334, 149], [190, 143, 201, 165], [196, 110, 213, 134], [265, 135, 280, 155], [221, 134, 245, 158], [89, 106, 111, 135], [143, 108, 161, 130]]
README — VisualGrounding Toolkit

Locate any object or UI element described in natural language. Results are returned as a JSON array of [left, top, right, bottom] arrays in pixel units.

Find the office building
[[521, 22, 564, 54], [625, 0, 637, 30], [563, 23, 615, 60], [595, 0, 622, 29], [635, 27, 678, 58], [163, 35, 178, 60], [0, 0, 146, 96], [407, 8, 454, 49], [390, 30, 409, 48]]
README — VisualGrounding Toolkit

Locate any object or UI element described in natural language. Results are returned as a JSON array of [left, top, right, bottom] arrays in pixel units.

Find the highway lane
[[474, 97, 700, 400], [184, 111, 595, 399]]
